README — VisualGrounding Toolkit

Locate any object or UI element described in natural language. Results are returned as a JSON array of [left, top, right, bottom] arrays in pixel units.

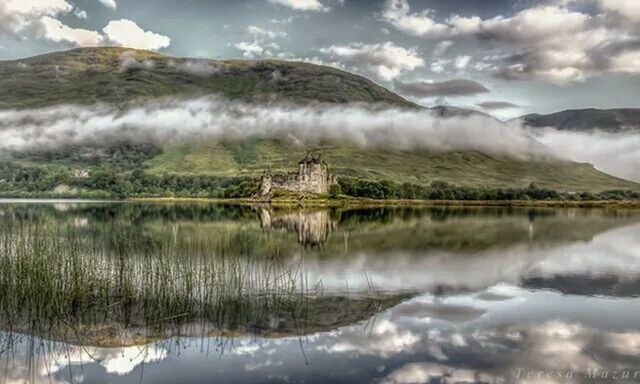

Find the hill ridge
[[0, 47, 417, 109]]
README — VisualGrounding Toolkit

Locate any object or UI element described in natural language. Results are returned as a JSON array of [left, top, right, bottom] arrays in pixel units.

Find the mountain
[[521, 108, 640, 132], [0, 47, 638, 193], [0, 47, 415, 109]]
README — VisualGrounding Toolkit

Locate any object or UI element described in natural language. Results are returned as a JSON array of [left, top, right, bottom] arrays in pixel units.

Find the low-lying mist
[[533, 128, 640, 183], [0, 97, 637, 182], [0, 97, 544, 156]]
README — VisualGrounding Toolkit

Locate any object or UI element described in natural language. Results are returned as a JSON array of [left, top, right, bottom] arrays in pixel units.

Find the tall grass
[[0, 217, 313, 346]]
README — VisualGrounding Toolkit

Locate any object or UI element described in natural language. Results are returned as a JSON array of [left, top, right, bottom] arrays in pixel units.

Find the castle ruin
[[255, 153, 338, 197]]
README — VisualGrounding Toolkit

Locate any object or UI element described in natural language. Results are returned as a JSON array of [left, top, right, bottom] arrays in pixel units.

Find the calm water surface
[[1, 201, 640, 383]]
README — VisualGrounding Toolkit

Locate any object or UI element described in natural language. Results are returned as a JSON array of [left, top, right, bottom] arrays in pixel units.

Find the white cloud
[[267, 0, 329, 12], [381, 1, 586, 41], [380, 1, 640, 83], [234, 41, 266, 58], [479, 6, 589, 45], [454, 55, 471, 70], [0, 97, 544, 159], [248, 25, 287, 39], [318, 41, 425, 81], [324, 319, 420, 358], [73, 8, 87, 19], [98, 0, 117, 10], [45, 345, 167, 377], [381, 0, 451, 38], [433, 40, 452, 55], [0, 0, 170, 50], [41, 16, 103, 46], [598, 0, 640, 22], [609, 50, 640, 74], [270, 16, 298, 25], [234, 41, 280, 59], [0, 0, 98, 47], [169, 59, 220, 77], [534, 128, 640, 182], [430, 58, 449, 73], [103, 19, 170, 50], [0, 0, 72, 35], [383, 362, 497, 384]]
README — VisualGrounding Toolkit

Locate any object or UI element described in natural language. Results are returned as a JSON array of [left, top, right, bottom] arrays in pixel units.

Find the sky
[[2, 0, 640, 118]]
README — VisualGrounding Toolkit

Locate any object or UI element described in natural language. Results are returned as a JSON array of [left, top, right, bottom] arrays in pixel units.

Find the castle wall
[[255, 156, 338, 197]]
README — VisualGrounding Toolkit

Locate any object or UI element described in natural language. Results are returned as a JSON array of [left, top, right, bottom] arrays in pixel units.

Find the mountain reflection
[[0, 201, 639, 383], [4, 285, 640, 384]]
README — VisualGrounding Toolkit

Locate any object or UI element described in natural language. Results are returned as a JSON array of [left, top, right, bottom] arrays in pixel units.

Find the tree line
[[1, 161, 638, 201]]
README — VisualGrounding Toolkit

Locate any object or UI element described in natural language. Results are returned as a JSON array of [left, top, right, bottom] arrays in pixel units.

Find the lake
[[1, 201, 640, 383]]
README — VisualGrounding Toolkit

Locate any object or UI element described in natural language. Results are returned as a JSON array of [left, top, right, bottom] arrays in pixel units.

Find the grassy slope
[[145, 139, 639, 191], [0, 47, 415, 109], [1, 47, 638, 192]]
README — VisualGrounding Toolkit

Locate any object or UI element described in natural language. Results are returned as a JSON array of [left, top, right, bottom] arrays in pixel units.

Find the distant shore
[[128, 197, 640, 209], [1, 196, 639, 208]]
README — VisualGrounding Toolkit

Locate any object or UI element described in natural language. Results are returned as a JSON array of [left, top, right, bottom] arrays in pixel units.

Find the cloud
[[380, 0, 451, 38], [169, 59, 220, 77], [98, 0, 117, 10], [454, 55, 471, 70], [46, 345, 167, 377], [323, 319, 421, 358], [234, 25, 287, 59], [383, 362, 497, 384], [103, 19, 170, 50], [73, 8, 87, 19], [381, 1, 640, 84], [248, 25, 287, 39], [39, 16, 103, 46], [318, 41, 424, 81], [433, 40, 452, 55], [233, 41, 280, 59], [118, 50, 155, 72], [430, 58, 449, 74], [393, 79, 489, 98], [598, 0, 640, 22], [477, 101, 520, 110], [0, 97, 544, 159], [0, 0, 103, 47], [533, 128, 640, 182], [0, 0, 72, 35], [270, 16, 299, 25], [0, 1, 170, 50], [267, 0, 330, 12], [3, 97, 638, 182]]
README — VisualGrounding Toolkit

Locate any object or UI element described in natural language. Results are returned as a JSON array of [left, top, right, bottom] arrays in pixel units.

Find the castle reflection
[[257, 208, 339, 247]]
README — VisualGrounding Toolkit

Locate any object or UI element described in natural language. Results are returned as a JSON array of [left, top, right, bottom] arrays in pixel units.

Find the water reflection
[[257, 207, 338, 247], [0, 201, 639, 383]]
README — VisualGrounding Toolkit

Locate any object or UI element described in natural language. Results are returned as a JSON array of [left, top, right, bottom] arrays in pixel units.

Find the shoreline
[[126, 197, 640, 209], [1, 196, 639, 208]]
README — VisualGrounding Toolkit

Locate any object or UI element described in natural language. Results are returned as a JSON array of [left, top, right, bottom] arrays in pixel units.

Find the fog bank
[[0, 97, 638, 182], [0, 97, 544, 157], [533, 128, 640, 182]]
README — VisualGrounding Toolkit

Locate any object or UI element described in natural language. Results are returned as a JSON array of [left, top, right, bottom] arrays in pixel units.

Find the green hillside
[[0, 47, 638, 194], [142, 140, 638, 191], [0, 47, 415, 109]]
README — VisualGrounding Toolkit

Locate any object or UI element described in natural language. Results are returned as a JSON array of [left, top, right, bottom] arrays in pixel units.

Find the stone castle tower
[[255, 153, 338, 197]]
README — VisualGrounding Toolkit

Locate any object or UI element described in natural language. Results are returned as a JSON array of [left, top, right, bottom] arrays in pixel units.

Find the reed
[[0, 218, 312, 346]]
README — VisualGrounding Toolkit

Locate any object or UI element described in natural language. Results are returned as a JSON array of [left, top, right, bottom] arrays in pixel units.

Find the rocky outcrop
[[255, 154, 338, 197]]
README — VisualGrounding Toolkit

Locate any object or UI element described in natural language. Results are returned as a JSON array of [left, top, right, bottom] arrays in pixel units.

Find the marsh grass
[[0, 217, 317, 347]]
